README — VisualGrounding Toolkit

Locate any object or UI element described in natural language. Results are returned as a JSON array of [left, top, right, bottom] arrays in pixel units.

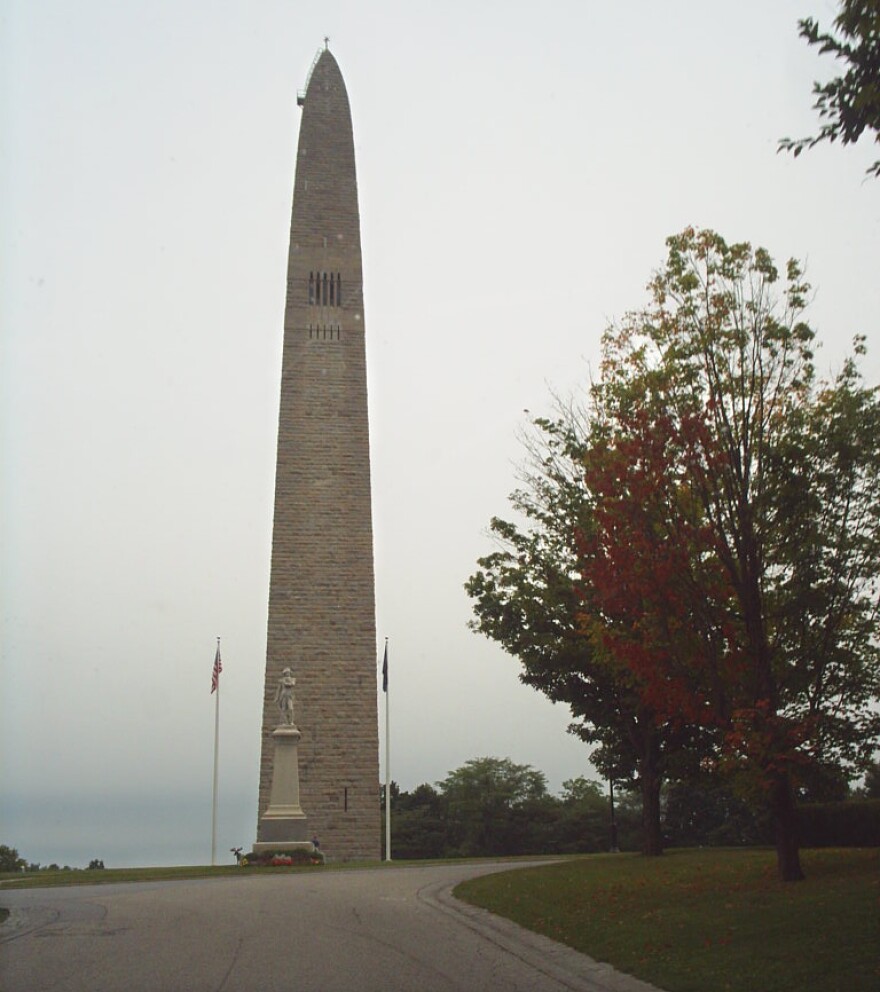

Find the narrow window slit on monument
[[344, 787, 349, 811]]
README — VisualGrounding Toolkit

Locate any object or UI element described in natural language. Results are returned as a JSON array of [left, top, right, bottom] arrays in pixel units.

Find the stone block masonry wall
[[257, 48, 380, 861]]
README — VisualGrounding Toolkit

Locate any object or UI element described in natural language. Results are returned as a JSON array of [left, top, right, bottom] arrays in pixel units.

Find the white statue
[[275, 668, 297, 726]]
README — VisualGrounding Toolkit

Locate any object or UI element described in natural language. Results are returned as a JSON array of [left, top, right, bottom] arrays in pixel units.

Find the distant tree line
[[4, 753, 877, 872], [0, 846, 105, 874], [380, 756, 880, 861]]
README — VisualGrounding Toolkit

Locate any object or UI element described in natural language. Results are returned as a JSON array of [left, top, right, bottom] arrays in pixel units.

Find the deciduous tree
[[466, 412, 710, 855], [0, 845, 24, 873], [585, 227, 880, 880], [437, 757, 548, 857], [779, 0, 880, 177], [470, 227, 879, 880], [385, 783, 447, 859]]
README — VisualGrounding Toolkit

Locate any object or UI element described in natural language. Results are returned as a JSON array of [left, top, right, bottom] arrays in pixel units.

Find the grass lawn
[[455, 847, 878, 992], [0, 854, 563, 892], [0, 863, 327, 889]]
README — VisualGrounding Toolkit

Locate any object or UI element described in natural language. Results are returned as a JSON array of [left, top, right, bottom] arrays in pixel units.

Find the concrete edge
[[417, 876, 667, 992]]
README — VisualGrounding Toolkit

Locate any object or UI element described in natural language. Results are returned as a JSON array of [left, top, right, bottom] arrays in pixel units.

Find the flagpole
[[383, 638, 391, 862], [211, 637, 221, 866]]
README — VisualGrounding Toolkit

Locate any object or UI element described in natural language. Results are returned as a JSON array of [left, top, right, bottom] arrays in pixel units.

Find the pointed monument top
[[297, 42, 344, 107]]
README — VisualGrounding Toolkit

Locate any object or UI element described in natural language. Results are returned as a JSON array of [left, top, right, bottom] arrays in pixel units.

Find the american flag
[[211, 644, 222, 694]]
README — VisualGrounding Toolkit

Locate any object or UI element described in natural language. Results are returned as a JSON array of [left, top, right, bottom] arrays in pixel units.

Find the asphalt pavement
[[1, 861, 663, 992]]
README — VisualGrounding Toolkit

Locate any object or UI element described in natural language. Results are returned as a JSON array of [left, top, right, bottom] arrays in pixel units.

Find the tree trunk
[[769, 770, 804, 881], [640, 754, 664, 856], [737, 550, 803, 881]]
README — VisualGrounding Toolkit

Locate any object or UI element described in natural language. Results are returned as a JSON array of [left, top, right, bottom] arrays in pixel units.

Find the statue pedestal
[[253, 724, 314, 855]]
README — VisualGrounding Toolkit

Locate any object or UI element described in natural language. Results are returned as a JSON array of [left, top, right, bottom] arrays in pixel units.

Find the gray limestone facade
[[257, 47, 380, 860]]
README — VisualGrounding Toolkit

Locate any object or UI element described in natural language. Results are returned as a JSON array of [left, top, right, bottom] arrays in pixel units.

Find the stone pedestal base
[[256, 724, 311, 848], [257, 813, 309, 843]]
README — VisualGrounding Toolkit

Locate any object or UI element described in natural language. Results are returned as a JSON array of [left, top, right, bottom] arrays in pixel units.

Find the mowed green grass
[[0, 863, 328, 889], [455, 848, 878, 992], [0, 854, 559, 891]]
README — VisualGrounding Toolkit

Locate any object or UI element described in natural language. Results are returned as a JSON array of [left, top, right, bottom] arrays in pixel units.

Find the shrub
[[240, 848, 324, 867]]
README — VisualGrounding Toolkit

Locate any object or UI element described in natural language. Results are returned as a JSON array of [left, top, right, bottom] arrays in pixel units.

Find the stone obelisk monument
[[256, 44, 380, 860]]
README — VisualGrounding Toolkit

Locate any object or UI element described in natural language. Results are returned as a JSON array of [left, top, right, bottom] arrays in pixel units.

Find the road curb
[[418, 875, 667, 992]]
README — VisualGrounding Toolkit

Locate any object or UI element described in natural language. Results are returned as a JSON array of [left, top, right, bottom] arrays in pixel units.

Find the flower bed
[[240, 849, 324, 868]]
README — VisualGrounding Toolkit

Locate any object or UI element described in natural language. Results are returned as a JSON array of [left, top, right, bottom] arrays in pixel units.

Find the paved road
[[1, 862, 660, 992]]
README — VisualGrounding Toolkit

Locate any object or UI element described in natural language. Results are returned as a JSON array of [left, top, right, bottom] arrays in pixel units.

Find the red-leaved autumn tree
[[467, 407, 713, 857], [579, 228, 880, 881], [469, 228, 880, 879]]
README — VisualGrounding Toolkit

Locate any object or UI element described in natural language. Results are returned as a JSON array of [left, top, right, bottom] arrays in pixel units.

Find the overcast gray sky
[[2, 0, 878, 868]]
